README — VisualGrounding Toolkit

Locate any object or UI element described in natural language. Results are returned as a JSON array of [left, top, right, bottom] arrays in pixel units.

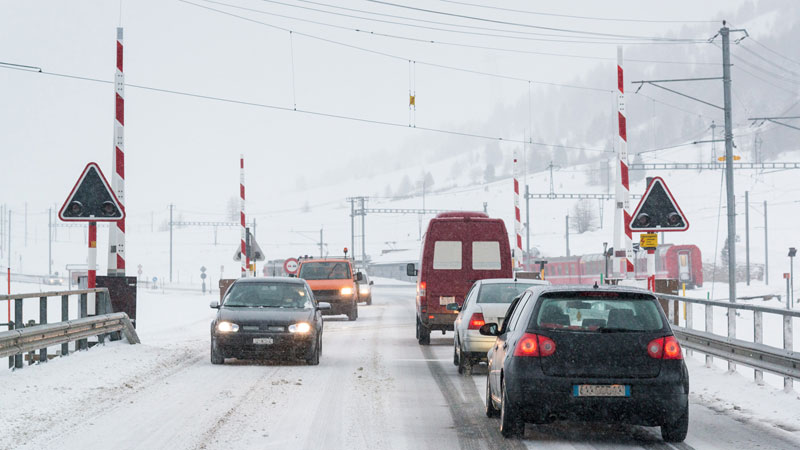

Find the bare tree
[[571, 200, 597, 233]]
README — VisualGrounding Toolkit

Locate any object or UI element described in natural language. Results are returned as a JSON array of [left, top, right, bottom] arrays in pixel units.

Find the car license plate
[[573, 385, 629, 397], [440, 296, 455, 305], [253, 338, 273, 345]]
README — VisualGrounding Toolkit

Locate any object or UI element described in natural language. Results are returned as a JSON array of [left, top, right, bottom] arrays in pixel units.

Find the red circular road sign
[[284, 258, 299, 275]]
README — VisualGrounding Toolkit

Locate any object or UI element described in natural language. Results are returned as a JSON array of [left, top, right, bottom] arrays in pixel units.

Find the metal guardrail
[[656, 293, 797, 391], [2, 288, 136, 370], [0, 312, 139, 360]]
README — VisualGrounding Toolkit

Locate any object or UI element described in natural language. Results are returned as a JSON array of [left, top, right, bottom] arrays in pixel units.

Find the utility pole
[[24, 202, 27, 247], [710, 121, 717, 162], [360, 197, 366, 265], [350, 198, 355, 254], [169, 203, 174, 283], [48, 207, 52, 276], [721, 25, 738, 318], [745, 191, 750, 286], [764, 201, 769, 285], [565, 215, 570, 257], [319, 227, 324, 258]]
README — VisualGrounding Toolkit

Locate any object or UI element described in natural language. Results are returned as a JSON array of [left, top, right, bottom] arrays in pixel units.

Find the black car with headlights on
[[481, 285, 689, 442], [210, 277, 330, 365]]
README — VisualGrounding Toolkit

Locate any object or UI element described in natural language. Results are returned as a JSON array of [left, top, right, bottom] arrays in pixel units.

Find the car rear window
[[298, 262, 351, 280], [477, 283, 534, 304], [224, 283, 312, 309], [433, 241, 462, 270], [533, 292, 664, 332], [472, 241, 501, 270]]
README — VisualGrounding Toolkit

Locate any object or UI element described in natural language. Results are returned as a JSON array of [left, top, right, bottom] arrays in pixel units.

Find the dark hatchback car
[[481, 285, 689, 442], [210, 278, 330, 365]]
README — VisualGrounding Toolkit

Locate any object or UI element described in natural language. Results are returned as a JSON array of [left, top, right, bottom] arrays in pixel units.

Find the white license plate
[[253, 338, 274, 345], [439, 296, 455, 305], [574, 384, 629, 397]]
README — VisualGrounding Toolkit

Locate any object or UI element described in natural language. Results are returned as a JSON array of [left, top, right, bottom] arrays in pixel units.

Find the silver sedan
[[449, 278, 548, 374]]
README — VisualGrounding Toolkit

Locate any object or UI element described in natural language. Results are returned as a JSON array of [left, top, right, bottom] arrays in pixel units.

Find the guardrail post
[[39, 296, 47, 363], [7, 321, 14, 369], [668, 299, 675, 324], [754, 311, 764, 385], [61, 294, 69, 356], [685, 301, 693, 357], [728, 306, 737, 373], [79, 293, 88, 351], [785, 316, 794, 392], [705, 303, 713, 368], [97, 291, 106, 345], [14, 298, 23, 369]]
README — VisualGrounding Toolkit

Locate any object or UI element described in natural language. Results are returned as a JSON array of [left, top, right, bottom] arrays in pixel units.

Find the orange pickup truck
[[297, 258, 361, 321]]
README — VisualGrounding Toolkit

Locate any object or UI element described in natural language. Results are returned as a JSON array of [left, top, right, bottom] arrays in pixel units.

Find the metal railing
[[656, 293, 799, 391], [0, 288, 138, 369]]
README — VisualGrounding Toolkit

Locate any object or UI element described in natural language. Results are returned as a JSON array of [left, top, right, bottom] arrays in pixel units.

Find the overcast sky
[[1, 0, 771, 222]]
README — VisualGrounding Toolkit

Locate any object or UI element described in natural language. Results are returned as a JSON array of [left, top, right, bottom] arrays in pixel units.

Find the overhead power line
[[0, 63, 611, 154], [365, 0, 707, 42], [437, 0, 720, 24], [748, 37, 800, 68]]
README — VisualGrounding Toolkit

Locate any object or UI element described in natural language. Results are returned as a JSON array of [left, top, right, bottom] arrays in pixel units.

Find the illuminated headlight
[[359, 286, 370, 295], [340, 287, 354, 296], [288, 322, 312, 333], [216, 321, 239, 333]]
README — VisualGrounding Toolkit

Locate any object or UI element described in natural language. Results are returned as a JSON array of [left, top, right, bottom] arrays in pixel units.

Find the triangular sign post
[[58, 162, 125, 222], [233, 232, 265, 262], [629, 177, 689, 232]]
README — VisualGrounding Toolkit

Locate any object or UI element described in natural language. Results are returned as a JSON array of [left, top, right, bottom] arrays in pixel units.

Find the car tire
[[661, 404, 689, 442], [458, 350, 472, 375], [417, 318, 431, 345], [500, 379, 523, 438], [453, 337, 460, 367], [366, 296, 372, 306], [210, 338, 224, 365], [306, 335, 321, 366], [347, 301, 358, 321], [485, 377, 500, 418]]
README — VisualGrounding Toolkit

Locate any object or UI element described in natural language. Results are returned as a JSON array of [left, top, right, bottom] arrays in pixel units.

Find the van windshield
[[533, 293, 664, 332], [299, 262, 351, 280]]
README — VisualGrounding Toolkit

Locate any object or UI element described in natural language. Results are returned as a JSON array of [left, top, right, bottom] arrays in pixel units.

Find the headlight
[[216, 321, 239, 333], [340, 287, 354, 296], [288, 322, 312, 333], [359, 286, 370, 295]]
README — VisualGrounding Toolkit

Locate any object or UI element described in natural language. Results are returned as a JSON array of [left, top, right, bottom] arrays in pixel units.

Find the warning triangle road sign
[[58, 162, 125, 222], [233, 232, 265, 262], [629, 177, 689, 232]]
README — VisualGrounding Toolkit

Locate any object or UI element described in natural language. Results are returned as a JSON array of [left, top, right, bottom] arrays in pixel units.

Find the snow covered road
[[2, 285, 799, 449]]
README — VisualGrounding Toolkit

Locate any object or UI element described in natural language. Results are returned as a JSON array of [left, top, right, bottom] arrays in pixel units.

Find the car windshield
[[298, 262, 352, 280], [477, 283, 536, 304], [533, 292, 664, 332], [223, 283, 312, 309]]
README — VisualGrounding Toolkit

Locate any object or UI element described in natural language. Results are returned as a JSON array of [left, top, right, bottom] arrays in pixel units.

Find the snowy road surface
[[2, 285, 800, 450]]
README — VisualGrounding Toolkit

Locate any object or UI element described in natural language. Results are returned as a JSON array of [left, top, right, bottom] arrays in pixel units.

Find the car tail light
[[418, 281, 426, 297], [513, 333, 556, 357], [647, 336, 683, 360], [467, 313, 485, 330]]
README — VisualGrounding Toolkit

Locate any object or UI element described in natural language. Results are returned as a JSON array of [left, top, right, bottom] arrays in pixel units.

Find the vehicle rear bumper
[[420, 313, 457, 331], [462, 332, 495, 356], [505, 363, 688, 426], [214, 332, 314, 359]]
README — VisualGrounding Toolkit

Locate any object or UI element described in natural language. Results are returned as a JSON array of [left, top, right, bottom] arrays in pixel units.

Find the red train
[[536, 244, 703, 288]]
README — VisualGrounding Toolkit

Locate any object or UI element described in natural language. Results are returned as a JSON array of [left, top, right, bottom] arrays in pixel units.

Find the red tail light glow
[[467, 313, 485, 330], [418, 281, 426, 296], [647, 336, 683, 360], [513, 333, 556, 357]]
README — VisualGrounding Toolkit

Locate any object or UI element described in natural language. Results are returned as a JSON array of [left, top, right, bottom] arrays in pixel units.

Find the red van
[[407, 212, 512, 345]]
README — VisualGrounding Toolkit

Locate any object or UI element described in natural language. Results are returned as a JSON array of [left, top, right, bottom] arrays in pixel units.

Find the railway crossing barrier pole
[[647, 249, 655, 292], [240, 155, 247, 278], [513, 150, 523, 270], [525, 184, 531, 270], [108, 26, 126, 277]]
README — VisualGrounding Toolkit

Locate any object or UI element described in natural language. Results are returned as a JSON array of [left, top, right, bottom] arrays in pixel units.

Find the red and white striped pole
[[89, 222, 97, 288], [108, 27, 125, 276], [613, 46, 634, 278], [513, 149, 523, 270], [240, 155, 248, 278]]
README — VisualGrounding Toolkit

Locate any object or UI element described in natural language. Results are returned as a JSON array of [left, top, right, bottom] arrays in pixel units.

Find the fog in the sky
[[2, 0, 797, 218]]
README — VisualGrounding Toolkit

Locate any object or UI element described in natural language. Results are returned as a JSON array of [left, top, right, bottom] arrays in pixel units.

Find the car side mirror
[[317, 302, 331, 311], [445, 302, 460, 311], [288, 274, 297, 278], [356, 272, 364, 281], [406, 263, 418, 277], [479, 323, 500, 336], [369, 280, 374, 285], [209, 300, 220, 309]]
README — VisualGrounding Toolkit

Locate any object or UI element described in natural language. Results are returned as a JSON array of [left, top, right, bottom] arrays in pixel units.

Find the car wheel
[[661, 403, 689, 442], [500, 379, 523, 438], [485, 376, 500, 418], [306, 335, 321, 366], [210, 338, 224, 365], [458, 347, 472, 375], [366, 296, 372, 306]]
